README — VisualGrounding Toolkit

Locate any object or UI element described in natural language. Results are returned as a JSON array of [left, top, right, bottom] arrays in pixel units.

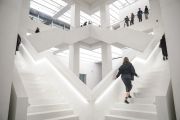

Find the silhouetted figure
[[144, 6, 149, 20], [130, 13, 135, 25], [35, 27, 40, 33], [83, 21, 87, 26], [137, 8, 143, 22], [159, 34, 168, 60], [124, 16, 130, 27], [116, 57, 139, 104], [15, 34, 21, 54]]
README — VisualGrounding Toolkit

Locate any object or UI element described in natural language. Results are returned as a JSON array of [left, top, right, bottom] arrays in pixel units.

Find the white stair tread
[[106, 115, 149, 120], [28, 109, 73, 116], [44, 115, 78, 120], [111, 108, 157, 114], [29, 103, 69, 107]]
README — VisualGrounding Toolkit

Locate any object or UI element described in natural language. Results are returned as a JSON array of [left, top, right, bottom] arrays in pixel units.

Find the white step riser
[[28, 110, 74, 120], [134, 92, 162, 98], [114, 104, 156, 112], [28, 104, 71, 113], [130, 98, 155, 104], [110, 110, 157, 120], [54, 116, 79, 120], [29, 99, 66, 105], [105, 116, 128, 120]]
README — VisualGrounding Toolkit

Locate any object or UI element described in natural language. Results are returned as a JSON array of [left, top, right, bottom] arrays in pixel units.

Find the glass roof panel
[[33, 0, 59, 11], [58, 9, 71, 24], [30, 0, 67, 16], [109, 0, 138, 25], [30, 1, 56, 16]]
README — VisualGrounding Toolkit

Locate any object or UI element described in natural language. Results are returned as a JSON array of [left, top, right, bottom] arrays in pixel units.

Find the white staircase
[[15, 52, 79, 120], [105, 54, 169, 120]]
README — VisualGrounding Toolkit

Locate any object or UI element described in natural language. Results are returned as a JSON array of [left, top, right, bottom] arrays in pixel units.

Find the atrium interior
[[0, 0, 180, 120]]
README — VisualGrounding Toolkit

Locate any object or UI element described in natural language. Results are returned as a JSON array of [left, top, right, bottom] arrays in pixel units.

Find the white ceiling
[[81, 0, 97, 4]]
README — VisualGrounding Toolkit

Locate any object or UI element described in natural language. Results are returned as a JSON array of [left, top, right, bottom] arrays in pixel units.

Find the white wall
[[159, 0, 180, 119], [80, 62, 102, 89], [0, 0, 22, 119], [56, 55, 102, 89]]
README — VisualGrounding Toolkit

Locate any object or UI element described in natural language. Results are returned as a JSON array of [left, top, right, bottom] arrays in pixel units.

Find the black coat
[[159, 34, 168, 56], [116, 62, 138, 80]]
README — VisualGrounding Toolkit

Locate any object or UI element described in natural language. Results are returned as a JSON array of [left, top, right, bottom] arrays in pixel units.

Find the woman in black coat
[[159, 34, 168, 60], [116, 57, 138, 104]]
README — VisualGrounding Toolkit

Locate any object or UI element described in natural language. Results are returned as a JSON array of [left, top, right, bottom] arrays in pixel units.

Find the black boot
[[124, 97, 129, 104], [128, 95, 132, 98], [163, 56, 165, 61]]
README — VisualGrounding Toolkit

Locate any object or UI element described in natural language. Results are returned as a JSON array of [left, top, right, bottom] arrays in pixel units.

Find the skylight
[[58, 9, 71, 24], [91, 11, 101, 26], [80, 11, 91, 26], [109, 0, 137, 25], [30, 0, 67, 16]]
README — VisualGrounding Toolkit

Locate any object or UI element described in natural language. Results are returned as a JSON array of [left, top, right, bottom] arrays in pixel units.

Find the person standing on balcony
[[124, 16, 130, 27], [159, 34, 168, 60], [116, 57, 139, 104], [144, 6, 149, 20], [130, 13, 135, 25], [137, 8, 143, 22]]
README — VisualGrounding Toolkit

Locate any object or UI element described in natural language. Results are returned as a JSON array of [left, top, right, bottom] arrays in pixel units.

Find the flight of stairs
[[105, 59, 169, 120], [15, 52, 79, 120]]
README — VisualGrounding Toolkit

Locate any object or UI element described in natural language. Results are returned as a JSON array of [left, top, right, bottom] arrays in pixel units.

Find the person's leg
[[162, 48, 167, 60], [122, 79, 130, 104]]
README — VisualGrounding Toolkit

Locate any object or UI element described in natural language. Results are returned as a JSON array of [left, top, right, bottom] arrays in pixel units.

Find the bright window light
[[58, 9, 71, 24], [91, 11, 101, 26], [109, 0, 138, 25], [48, 47, 59, 52], [26, 33, 32, 36], [80, 11, 91, 25], [111, 45, 122, 59], [55, 47, 123, 63]]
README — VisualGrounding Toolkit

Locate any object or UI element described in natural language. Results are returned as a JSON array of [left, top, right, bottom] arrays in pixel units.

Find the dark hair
[[123, 57, 130, 65]]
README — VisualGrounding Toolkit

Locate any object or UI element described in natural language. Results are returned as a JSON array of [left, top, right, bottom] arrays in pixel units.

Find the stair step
[[44, 115, 79, 120], [27, 109, 74, 120], [29, 98, 66, 105], [28, 103, 71, 113], [133, 92, 160, 98], [110, 109, 157, 120], [105, 115, 149, 120], [130, 97, 155, 104], [114, 103, 156, 112]]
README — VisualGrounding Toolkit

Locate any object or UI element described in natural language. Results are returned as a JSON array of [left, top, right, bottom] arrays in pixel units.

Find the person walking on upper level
[[35, 27, 40, 33], [15, 34, 21, 55], [137, 8, 143, 22], [124, 16, 130, 27], [130, 13, 135, 25], [116, 57, 139, 104], [159, 34, 168, 60], [144, 6, 149, 20]]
